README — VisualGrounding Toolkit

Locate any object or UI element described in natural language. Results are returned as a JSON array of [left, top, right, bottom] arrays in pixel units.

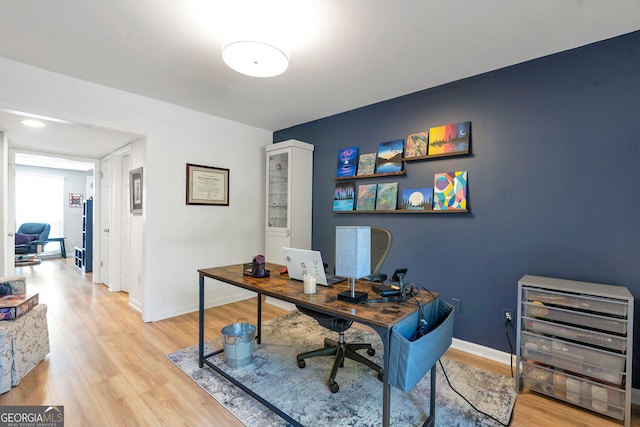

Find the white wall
[[0, 57, 272, 321]]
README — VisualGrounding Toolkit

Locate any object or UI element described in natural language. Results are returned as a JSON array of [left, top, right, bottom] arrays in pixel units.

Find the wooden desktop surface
[[199, 262, 434, 329]]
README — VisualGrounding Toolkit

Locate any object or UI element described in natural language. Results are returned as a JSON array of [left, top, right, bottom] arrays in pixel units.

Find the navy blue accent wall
[[274, 31, 640, 385]]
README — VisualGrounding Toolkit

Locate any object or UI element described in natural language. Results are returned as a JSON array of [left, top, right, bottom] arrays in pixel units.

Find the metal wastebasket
[[221, 319, 257, 368]]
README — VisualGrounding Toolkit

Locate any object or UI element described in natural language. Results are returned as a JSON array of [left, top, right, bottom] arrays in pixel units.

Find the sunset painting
[[428, 122, 470, 155], [375, 139, 404, 173]]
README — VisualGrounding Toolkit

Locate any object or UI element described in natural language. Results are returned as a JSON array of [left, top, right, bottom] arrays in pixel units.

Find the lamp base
[[337, 290, 368, 304]]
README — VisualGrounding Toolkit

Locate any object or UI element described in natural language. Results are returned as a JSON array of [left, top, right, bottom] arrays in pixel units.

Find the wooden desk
[[198, 263, 435, 427]]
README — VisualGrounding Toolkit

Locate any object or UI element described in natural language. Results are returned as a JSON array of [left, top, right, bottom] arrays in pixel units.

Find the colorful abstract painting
[[401, 187, 433, 211], [375, 140, 404, 174], [375, 182, 398, 211], [356, 153, 377, 176], [433, 171, 468, 210], [333, 181, 355, 211], [356, 184, 377, 211], [336, 147, 359, 177], [428, 122, 471, 155], [404, 132, 429, 159]]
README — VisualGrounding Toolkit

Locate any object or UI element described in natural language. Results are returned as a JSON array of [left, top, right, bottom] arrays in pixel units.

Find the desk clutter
[[0, 276, 50, 394]]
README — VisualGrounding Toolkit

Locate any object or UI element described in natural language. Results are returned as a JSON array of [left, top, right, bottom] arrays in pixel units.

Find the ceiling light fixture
[[21, 119, 46, 128], [222, 39, 289, 78]]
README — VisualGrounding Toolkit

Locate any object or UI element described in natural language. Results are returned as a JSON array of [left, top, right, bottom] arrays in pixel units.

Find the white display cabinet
[[516, 275, 633, 426], [265, 140, 314, 265]]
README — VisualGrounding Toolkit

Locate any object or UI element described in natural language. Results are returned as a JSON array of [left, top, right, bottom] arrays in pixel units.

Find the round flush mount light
[[222, 40, 289, 78]]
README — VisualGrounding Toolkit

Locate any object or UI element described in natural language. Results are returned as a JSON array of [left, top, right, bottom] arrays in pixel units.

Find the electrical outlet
[[451, 298, 462, 315], [503, 308, 515, 323]]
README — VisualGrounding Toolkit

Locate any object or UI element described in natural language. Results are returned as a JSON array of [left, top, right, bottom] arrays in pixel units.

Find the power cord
[[504, 314, 515, 378], [438, 359, 512, 426]]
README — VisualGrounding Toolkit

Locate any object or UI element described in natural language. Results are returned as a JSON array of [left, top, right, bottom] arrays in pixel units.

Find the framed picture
[[69, 193, 83, 207], [375, 139, 404, 174], [433, 171, 468, 210], [186, 163, 229, 206], [356, 153, 376, 176], [356, 184, 377, 211], [401, 187, 433, 211], [333, 181, 355, 211], [375, 182, 398, 211], [428, 122, 471, 155], [336, 147, 359, 177], [130, 167, 143, 214]]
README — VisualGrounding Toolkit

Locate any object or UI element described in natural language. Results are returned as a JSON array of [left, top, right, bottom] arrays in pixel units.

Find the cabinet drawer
[[523, 317, 627, 352], [521, 332, 625, 384], [523, 287, 628, 317], [521, 362, 624, 420], [523, 302, 628, 335]]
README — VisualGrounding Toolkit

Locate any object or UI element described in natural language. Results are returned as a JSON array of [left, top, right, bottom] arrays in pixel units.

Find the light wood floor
[[1, 258, 636, 426]]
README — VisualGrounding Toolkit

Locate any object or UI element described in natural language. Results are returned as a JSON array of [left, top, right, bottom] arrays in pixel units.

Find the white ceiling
[[0, 0, 639, 162]]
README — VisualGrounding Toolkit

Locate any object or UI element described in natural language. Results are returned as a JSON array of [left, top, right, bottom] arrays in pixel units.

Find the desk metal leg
[[370, 325, 392, 427], [256, 292, 262, 344], [199, 274, 205, 368]]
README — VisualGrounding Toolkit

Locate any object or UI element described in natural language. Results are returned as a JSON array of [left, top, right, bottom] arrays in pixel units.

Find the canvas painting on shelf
[[375, 140, 404, 174], [433, 171, 468, 210], [375, 182, 398, 211], [356, 184, 377, 211], [356, 153, 377, 176], [333, 181, 356, 211], [401, 187, 433, 211], [336, 147, 359, 177], [428, 122, 471, 155], [404, 132, 429, 159]]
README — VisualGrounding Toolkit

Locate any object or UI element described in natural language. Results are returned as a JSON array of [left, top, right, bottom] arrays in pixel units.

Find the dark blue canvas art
[[336, 147, 359, 177], [376, 140, 404, 173]]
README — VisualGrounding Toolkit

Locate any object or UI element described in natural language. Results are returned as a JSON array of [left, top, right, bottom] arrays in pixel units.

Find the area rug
[[167, 311, 516, 427]]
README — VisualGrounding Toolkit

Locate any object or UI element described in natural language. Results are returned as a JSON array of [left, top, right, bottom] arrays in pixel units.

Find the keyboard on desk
[[325, 274, 346, 285]]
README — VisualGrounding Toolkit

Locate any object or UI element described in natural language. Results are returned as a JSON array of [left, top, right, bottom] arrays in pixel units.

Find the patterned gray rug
[[167, 311, 516, 427]]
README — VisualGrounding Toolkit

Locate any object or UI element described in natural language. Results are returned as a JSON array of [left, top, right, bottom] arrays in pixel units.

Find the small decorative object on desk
[[0, 293, 39, 320], [243, 255, 269, 278], [303, 273, 317, 294]]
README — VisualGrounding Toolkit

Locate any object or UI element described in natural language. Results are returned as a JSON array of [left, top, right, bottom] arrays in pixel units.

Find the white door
[[120, 155, 132, 293], [100, 157, 111, 286], [1, 137, 15, 276]]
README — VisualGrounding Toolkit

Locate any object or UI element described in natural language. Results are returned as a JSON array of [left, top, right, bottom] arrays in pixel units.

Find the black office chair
[[296, 227, 392, 393]]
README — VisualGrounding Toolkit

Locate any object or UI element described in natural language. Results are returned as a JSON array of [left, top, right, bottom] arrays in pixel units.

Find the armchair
[[15, 223, 51, 255], [296, 227, 392, 393]]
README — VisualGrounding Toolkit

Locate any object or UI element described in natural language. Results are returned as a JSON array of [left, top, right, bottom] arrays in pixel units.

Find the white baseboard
[[450, 337, 640, 405]]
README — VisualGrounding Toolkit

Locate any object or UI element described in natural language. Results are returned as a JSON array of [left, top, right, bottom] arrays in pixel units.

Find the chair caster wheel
[[378, 371, 384, 381], [367, 348, 375, 356], [297, 359, 306, 368], [329, 380, 339, 393]]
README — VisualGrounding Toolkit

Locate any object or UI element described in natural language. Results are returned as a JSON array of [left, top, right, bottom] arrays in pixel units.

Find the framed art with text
[[186, 163, 229, 206]]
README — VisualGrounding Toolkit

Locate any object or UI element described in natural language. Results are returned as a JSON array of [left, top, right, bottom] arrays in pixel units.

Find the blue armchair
[[15, 223, 51, 255]]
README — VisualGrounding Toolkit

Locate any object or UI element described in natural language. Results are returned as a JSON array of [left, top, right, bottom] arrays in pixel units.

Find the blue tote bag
[[387, 297, 455, 392]]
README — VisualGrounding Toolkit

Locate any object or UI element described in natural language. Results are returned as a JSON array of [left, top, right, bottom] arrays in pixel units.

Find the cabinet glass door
[[267, 151, 289, 229]]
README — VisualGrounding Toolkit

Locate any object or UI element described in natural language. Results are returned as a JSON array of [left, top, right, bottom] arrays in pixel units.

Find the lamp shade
[[222, 40, 289, 78], [335, 226, 371, 279]]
